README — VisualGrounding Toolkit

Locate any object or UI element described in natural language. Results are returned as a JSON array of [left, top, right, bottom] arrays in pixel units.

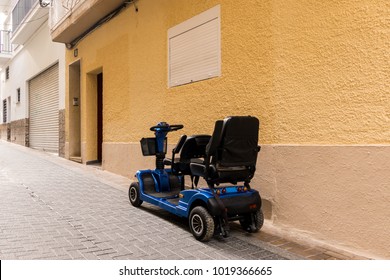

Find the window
[[17, 88, 21, 103], [168, 5, 221, 87], [5, 66, 9, 80], [2, 99, 6, 123]]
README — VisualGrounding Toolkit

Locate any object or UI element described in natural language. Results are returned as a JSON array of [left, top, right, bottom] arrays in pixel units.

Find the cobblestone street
[[0, 141, 299, 260]]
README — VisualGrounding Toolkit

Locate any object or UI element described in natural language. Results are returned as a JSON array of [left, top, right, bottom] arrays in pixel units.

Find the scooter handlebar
[[170, 124, 184, 131], [150, 124, 184, 132]]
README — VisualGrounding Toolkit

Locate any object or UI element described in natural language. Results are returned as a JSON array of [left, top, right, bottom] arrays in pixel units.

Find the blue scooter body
[[129, 119, 263, 241], [136, 169, 260, 219], [136, 169, 212, 218]]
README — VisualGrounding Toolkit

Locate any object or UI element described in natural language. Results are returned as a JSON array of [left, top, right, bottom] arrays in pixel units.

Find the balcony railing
[[50, 0, 84, 30], [12, 0, 38, 32], [11, 0, 49, 45], [0, 30, 12, 54]]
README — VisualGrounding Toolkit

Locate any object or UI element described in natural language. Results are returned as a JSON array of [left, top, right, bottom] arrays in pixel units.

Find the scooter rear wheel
[[239, 209, 264, 233], [189, 206, 215, 242], [129, 182, 143, 207]]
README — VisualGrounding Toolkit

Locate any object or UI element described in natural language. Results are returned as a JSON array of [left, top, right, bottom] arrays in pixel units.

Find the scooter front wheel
[[129, 182, 143, 207]]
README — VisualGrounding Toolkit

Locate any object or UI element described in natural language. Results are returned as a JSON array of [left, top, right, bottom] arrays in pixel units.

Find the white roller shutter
[[168, 5, 221, 87], [29, 63, 59, 153]]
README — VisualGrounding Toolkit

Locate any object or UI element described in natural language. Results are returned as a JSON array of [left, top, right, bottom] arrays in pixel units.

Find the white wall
[[0, 20, 65, 123]]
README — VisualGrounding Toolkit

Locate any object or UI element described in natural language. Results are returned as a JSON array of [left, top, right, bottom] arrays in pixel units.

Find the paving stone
[[0, 141, 295, 260]]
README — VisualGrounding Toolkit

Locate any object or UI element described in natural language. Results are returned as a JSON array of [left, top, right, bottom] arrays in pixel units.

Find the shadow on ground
[[134, 203, 291, 260]]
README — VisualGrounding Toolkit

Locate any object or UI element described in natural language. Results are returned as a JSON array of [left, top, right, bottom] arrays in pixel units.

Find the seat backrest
[[180, 135, 211, 161], [205, 116, 260, 184], [217, 116, 259, 167]]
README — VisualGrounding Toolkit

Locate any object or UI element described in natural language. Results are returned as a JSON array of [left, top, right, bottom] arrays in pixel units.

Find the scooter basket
[[140, 138, 157, 156], [140, 137, 167, 156]]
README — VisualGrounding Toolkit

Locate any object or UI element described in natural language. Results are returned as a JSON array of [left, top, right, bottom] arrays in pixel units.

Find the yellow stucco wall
[[64, 0, 390, 258], [270, 0, 390, 144], [66, 0, 389, 146]]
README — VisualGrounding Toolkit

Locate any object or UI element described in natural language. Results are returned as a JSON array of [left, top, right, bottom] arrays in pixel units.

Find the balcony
[[50, 0, 126, 44], [0, 30, 12, 66], [11, 0, 49, 45]]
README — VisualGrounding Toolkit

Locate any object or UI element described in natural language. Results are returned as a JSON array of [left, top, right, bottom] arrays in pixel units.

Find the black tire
[[189, 206, 215, 242], [239, 209, 264, 233], [129, 182, 143, 207]]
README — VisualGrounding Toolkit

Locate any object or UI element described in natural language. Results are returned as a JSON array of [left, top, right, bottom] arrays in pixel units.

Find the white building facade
[[0, 0, 65, 156]]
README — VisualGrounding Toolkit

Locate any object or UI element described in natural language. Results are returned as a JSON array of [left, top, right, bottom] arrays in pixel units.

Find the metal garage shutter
[[29, 63, 59, 153]]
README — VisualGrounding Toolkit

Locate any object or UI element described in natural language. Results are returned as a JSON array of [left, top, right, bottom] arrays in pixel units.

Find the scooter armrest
[[190, 162, 206, 177], [163, 158, 172, 166]]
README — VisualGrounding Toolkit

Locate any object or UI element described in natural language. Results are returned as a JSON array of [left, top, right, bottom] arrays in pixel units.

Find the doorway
[[97, 72, 103, 163]]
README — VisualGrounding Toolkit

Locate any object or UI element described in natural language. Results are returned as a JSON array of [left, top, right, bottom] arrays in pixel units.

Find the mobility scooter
[[128, 116, 264, 241]]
